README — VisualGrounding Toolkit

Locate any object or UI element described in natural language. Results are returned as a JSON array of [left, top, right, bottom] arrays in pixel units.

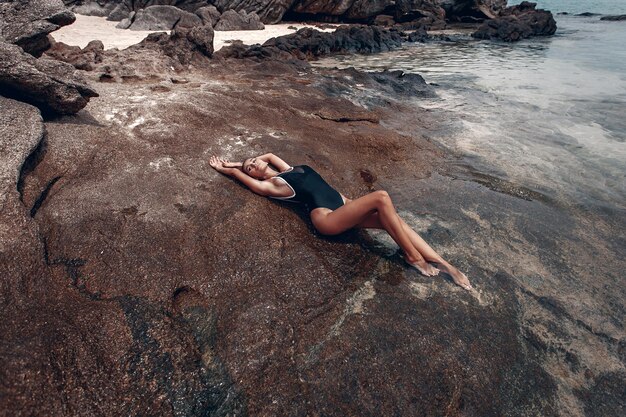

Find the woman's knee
[[372, 190, 391, 207]]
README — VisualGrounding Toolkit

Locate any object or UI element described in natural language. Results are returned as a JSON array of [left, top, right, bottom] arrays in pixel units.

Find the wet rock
[[196, 5, 221, 27], [214, 9, 265, 31], [406, 26, 429, 42], [0, 41, 98, 115], [600, 14, 626, 21], [129, 5, 202, 31], [472, 1, 557, 42], [0, 0, 75, 56]]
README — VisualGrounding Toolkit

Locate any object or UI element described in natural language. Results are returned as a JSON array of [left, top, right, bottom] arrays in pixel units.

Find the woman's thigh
[[310, 192, 383, 235]]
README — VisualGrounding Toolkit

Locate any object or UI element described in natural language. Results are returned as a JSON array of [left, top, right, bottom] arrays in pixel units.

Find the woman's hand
[[210, 155, 231, 173]]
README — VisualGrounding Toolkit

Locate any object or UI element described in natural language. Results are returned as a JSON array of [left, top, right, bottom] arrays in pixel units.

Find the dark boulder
[[472, 1, 556, 42], [0, 0, 75, 56], [196, 5, 221, 27], [129, 5, 202, 31], [214, 9, 265, 31], [373, 14, 396, 27], [210, 0, 294, 24], [106, 0, 208, 21], [600, 14, 626, 21], [0, 41, 98, 115], [68, 0, 118, 16], [218, 25, 403, 60]]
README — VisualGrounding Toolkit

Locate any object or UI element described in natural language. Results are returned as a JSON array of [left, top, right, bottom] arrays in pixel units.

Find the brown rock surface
[[0, 41, 98, 115], [0, 30, 573, 412], [2, 14, 620, 417]]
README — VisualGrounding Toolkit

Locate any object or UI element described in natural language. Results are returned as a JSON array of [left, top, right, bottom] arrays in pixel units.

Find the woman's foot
[[436, 263, 472, 290], [406, 258, 440, 277]]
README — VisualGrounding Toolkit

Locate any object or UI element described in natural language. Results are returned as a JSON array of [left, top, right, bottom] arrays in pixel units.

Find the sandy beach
[[50, 14, 337, 51]]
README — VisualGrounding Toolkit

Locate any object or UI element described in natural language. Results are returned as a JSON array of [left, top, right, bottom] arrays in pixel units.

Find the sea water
[[316, 13, 626, 213]]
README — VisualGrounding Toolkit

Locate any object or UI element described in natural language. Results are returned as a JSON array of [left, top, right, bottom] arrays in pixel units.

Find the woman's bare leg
[[358, 212, 472, 289], [311, 191, 439, 276]]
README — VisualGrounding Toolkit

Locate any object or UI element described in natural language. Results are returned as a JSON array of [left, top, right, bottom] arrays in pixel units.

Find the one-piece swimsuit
[[271, 165, 344, 212]]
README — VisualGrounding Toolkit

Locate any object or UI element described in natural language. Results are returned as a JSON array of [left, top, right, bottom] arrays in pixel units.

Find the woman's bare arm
[[210, 155, 275, 196], [256, 153, 290, 172]]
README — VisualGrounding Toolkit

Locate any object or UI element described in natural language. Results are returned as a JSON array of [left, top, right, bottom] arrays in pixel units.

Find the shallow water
[[315, 16, 625, 413], [316, 16, 626, 213]]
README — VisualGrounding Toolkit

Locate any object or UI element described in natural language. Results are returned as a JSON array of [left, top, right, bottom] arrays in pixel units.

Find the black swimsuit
[[272, 165, 344, 212]]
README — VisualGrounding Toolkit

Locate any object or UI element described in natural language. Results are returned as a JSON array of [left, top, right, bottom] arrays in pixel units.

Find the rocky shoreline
[[2, 1, 624, 416]]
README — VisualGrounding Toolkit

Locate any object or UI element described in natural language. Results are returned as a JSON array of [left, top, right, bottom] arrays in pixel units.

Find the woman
[[210, 153, 472, 290]]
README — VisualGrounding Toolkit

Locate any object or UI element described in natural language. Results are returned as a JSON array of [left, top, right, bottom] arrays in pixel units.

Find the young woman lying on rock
[[210, 153, 472, 290]]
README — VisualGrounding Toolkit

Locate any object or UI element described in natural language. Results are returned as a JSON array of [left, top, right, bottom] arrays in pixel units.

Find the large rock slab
[[214, 9, 264, 30], [129, 5, 202, 30], [218, 25, 404, 60], [0, 0, 75, 56], [472, 1, 556, 41], [210, 0, 295, 24], [195, 5, 222, 27], [0, 41, 98, 115], [106, 0, 210, 21]]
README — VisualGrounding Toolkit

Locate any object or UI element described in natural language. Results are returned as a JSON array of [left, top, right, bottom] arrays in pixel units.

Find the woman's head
[[242, 157, 269, 179]]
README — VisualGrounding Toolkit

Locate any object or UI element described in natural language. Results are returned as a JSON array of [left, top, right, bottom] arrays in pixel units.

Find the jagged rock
[[218, 25, 403, 60], [210, 0, 294, 24], [46, 39, 105, 71], [134, 23, 215, 64], [600, 14, 626, 21], [129, 5, 202, 31], [440, 0, 506, 20], [105, 0, 208, 21], [0, 0, 76, 56], [0, 41, 98, 115], [196, 5, 221, 27], [214, 9, 265, 31], [68, 0, 117, 16], [472, 1, 556, 42]]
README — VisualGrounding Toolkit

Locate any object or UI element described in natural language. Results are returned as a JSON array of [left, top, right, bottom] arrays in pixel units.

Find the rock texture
[[600, 14, 626, 21], [2, 11, 623, 415], [196, 5, 222, 27], [472, 1, 557, 42], [214, 9, 265, 31], [129, 5, 202, 31], [0, 41, 98, 115], [218, 25, 404, 60], [68, 0, 525, 28], [210, 0, 294, 24], [0, 0, 76, 56]]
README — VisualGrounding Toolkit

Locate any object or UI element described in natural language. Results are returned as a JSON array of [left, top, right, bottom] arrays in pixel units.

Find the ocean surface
[[316, 13, 626, 213]]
